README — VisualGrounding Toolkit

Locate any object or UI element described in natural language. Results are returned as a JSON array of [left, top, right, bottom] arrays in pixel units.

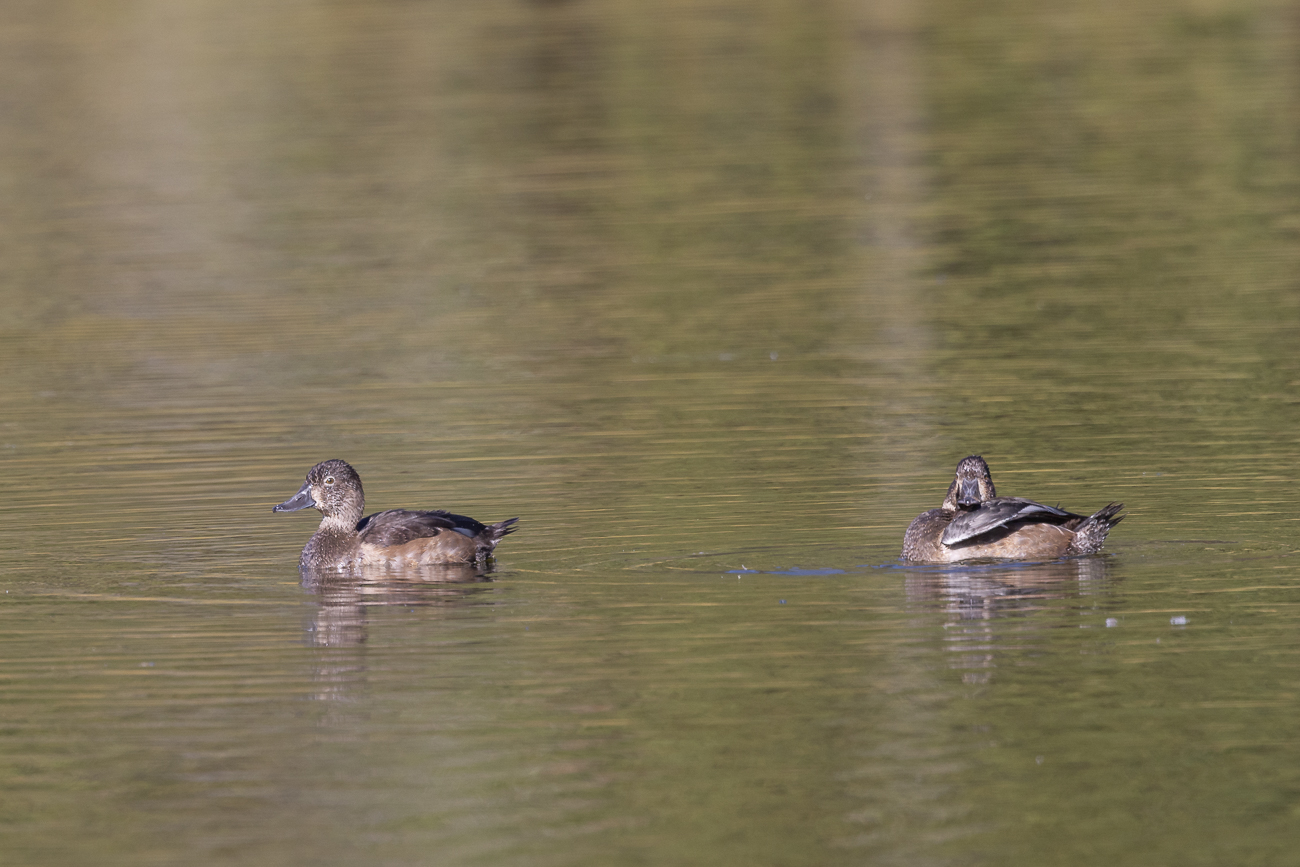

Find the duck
[[273, 459, 518, 570], [901, 455, 1122, 563]]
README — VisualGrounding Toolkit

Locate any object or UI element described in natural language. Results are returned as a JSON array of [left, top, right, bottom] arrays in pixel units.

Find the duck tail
[[488, 517, 520, 541], [1066, 503, 1123, 555], [473, 517, 519, 565], [480, 516, 519, 551]]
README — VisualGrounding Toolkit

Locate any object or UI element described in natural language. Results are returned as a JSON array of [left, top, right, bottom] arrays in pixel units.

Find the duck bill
[[956, 478, 982, 508], [273, 482, 316, 513]]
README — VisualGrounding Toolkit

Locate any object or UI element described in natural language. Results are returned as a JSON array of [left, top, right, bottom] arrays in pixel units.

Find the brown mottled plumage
[[901, 456, 1122, 563], [273, 460, 518, 570]]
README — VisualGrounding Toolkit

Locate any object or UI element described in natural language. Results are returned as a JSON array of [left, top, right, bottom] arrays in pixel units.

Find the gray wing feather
[[942, 499, 1074, 545], [356, 509, 463, 547]]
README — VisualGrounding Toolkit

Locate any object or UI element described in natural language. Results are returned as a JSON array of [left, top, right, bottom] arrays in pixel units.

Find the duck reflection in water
[[303, 562, 495, 650], [901, 456, 1123, 563], [300, 563, 496, 705], [904, 557, 1117, 684], [903, 556, 1113, 617]]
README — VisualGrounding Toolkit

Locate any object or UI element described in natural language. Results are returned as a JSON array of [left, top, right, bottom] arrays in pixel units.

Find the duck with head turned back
[[273, 459, 518, 570], [901, 455, 1123, 563]]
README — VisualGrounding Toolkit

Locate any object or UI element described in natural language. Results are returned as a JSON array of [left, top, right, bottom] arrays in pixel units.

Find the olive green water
[[3, 0, 1300, 864]]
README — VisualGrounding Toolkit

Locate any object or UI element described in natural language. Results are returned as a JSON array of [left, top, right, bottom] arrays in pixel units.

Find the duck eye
[[324, 476, 335, 486]]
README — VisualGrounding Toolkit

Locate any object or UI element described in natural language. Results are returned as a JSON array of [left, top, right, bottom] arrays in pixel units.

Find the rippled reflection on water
[[302, 564, 495, 648]]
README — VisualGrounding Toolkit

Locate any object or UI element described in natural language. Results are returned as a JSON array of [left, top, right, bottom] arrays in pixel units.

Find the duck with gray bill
[[901, 455, 1122, 563], [274, 459, 518, 570]]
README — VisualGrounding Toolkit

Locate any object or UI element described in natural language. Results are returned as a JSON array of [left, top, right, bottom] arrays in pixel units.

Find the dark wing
[[941, 498, 1078, 546], [356, 509, 489, 547]]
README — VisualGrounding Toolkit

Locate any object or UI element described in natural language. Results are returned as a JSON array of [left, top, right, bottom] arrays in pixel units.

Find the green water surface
[[2, 0, 1299, 864]]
